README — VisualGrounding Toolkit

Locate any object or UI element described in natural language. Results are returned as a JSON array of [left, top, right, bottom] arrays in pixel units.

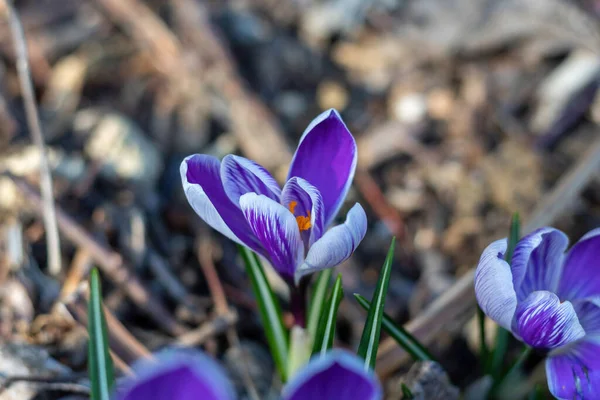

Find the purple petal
[[114, 349, 235, 400], [558, 228, 600, 300], [512, 291, 584, 349], [287, 109, 357, 226], [510, 228, 568, 300], [239, 193, 304, 282], [281, 177, 325, 246], [282, 350, 382, 400], [546, 338, 600, 399], [181, 155, 263, 253], [295, 203, 367, 284], [474, 239, 517, 331], [221, 155, 281, 205], [573, 298, 600, 334]]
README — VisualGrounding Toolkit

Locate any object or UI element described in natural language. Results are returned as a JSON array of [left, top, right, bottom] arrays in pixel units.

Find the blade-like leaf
[[88, 268, 114, 400], [357, 237, 396, 370], [312, 274, 343, 356], [306, 269, 333, 342], [239, 246, 289, 381], [354, 294, 433, 362], [489, 213, 521, 378]]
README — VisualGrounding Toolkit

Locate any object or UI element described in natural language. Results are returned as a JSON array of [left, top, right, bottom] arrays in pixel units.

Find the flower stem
[[291, 281, 308, 328]]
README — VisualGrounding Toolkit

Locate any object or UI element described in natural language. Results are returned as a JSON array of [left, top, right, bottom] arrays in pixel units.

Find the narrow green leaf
[[88, 268, 114, 400], [307, 269, 333, 342], [489, 213, 521, 378], [478, 306, 489, 370], [357, 237, 396, 370], [238, 246, 289, 381], [401, 384, 415, 399], [312, 274, 343, 356], [505, 212, 520, 262], [528, 384, 543, 400], [354, 294, 433, 362]]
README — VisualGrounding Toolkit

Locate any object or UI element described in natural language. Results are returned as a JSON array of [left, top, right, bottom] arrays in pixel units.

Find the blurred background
[[1, 0, 600, 398]]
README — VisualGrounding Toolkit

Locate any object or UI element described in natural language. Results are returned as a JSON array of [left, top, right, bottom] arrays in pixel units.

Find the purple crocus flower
[[475, 227, 600, 399], [112, 349, 382, 400], [180, 109, 367, 286]]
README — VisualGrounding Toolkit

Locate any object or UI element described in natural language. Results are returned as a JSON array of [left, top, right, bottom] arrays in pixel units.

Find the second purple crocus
[[180, 109, 367, 286], [475, 227, 600, 399]]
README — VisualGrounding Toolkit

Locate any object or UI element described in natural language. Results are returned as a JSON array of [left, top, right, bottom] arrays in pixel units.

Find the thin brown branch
[[1, 0, 61, 275]]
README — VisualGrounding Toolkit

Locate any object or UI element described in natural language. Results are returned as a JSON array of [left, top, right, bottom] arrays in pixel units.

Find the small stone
[[316, 81, 349, 112], [395, 361, 460, 400], [77, 110, 163, 187]]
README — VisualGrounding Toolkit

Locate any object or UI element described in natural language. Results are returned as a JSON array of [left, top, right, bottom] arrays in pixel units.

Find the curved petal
[[295, 203, 367, 284], [221, 155, 281, 205], [510, 228, 568, 300], [512, 291, 584, 349], [558, 228, 600, 301], [239, 193, 304, 282], [573, 297, 600, 334], [287, 109, 357, 226], [282, 350, 382, 400], [114, 349, 235, 400], [474, 239, 517, 331], [181, 155, 262, 252], [281, 177, 325, 246], [546, 338, 600, 399]]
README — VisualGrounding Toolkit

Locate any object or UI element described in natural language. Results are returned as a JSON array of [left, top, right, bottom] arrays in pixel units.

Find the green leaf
[[306, 269, 333, 342], [477, 306, 489, 370], [354, 294, 433, 362], [357, 237, 396, 370], [238, 246, 289, 381], [489, 213, 521, 378], [88, 268, 114, 400], [505, 212, 520, 262], [312, 274, 343, 356], [401, 383, 415, 399]]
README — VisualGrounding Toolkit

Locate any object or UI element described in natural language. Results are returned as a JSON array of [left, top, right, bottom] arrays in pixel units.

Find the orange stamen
[[288, 201, 312, 231]]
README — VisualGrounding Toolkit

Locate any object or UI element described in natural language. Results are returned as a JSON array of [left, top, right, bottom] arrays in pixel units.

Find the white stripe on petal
[[295, 203, 367, 284]]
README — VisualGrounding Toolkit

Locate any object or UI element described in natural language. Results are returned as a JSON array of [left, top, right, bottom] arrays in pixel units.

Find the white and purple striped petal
[[287, 109, 357, 226], [294, 203, 367, 284], [512, 291, 584, 349], [474, 239, 517, 331], [180, 155, 263, 253], [558, 228, 600, 301], [282, 350, 382, 400], [281, 177, 325, 246], [510, 228, 568, 300], [546, 338, 600, 399], [221, 155, 281, 205], [573, 298, 600, 334], [239, 193, 304, 282], [113, 349, 235, 400]]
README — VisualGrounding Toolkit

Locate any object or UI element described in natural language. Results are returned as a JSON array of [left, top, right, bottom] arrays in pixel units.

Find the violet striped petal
[[510, 228, 568, 300], [558, 228, 600, 301], [546, 338, 600, 399], [114, 349, 235, 400], [221, 155, 281, 205], [474, 239, 517, 331], [287, 109, 357, 226], [573, 298, 600, 334], [181, 155, 263, 253], [512, 291, 584, 349], [295, 203, 366, 284], [281, 177, 325, 246], [239, 193, 304, 282], [282, 350, 382, 400]]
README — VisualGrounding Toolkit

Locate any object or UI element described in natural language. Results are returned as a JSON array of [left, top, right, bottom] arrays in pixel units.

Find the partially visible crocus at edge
[[112, 349, 382, 400], [180, 109, 366, 285], [474, 227, 600, 399]]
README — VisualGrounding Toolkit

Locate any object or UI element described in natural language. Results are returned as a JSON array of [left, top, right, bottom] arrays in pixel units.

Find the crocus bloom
[[180, 109, 367, 285], [112, 349, 382, 400], [475, 227, 600, 399]]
